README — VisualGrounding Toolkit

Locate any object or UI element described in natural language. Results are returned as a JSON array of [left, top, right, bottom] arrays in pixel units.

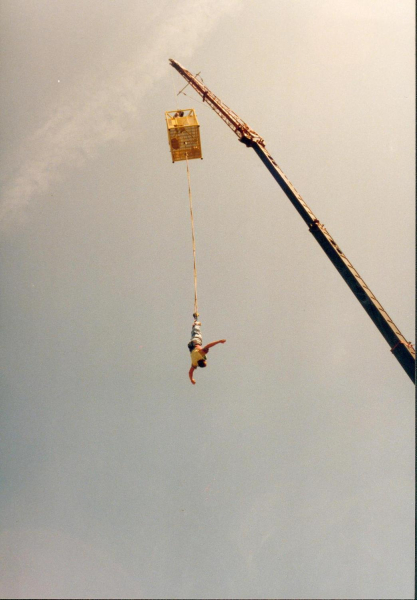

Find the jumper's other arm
[[189, 365, 196, 385]]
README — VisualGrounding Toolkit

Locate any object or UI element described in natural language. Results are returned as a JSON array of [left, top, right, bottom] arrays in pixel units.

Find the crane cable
[[186, 154, 199, 319]]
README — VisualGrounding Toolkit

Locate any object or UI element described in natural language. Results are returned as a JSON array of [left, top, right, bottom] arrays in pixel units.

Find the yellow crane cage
[[165, 109, 203, 163]]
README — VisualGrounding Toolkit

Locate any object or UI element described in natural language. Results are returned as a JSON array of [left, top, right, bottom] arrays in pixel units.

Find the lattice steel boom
[[169, 59, 415, 383]]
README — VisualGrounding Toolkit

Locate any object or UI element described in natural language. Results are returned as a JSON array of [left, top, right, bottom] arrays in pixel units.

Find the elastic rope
[[186, 155, 199, 318]]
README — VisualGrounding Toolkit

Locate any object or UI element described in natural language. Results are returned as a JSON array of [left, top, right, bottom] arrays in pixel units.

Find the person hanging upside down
[[188, 320, 226, 385]]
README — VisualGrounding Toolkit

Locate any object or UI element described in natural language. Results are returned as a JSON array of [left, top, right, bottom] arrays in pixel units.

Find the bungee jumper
[[165, 106, 226, 385], [188, 318, 226, 385]]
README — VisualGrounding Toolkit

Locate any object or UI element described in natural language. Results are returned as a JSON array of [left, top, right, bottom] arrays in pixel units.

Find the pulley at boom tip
[[169, 58, 184, 72], [168, 58, 265, 146]]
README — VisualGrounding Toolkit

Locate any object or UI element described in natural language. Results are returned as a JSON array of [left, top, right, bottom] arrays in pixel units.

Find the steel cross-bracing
[[169, 59, 415, 383]]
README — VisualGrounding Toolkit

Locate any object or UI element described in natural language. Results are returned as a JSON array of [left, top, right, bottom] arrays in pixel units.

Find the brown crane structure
[[169, 59, 415, 383]]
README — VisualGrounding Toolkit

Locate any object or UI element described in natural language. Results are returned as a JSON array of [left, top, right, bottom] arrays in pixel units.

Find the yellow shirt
[[191, 347, 207, 367]]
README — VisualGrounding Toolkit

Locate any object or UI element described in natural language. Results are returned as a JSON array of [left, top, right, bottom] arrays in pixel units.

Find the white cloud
[[0, 0, 240, 227]]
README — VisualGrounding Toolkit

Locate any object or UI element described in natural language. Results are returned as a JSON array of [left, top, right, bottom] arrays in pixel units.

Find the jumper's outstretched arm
[[202, 339, 226, 353], [189, 365, 196, 385]]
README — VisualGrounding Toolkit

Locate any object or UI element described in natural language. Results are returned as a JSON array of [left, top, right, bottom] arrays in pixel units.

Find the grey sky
[[0, 1, 414, 598]]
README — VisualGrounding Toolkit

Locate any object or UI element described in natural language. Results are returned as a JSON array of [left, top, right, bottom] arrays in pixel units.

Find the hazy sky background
[[0, 1, 415, 598]]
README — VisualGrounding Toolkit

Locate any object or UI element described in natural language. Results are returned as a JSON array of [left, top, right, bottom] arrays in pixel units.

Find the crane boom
[[169, 59, 415, 383]]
